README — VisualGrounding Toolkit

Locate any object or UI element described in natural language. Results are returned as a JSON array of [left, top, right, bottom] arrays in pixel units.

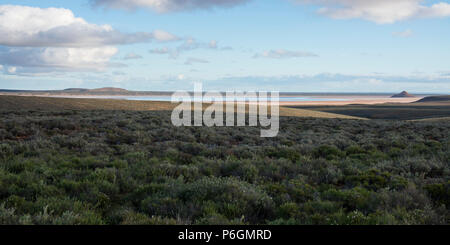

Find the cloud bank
[[149, 38, 226, 59], [0, 5, 178, 47], [0, 47, 120, 73], [296, 0, 450, 23], [91, 0, 250, 12], [0, 5, 178, 73], [91, 0, 450, 23], [253, 49, 318, 59], [202, 73, 450, 92], [123, 53, 143, 60], [184, 57, 209, 65]]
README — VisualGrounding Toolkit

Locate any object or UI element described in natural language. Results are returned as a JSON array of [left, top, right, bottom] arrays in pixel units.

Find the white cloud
[[254, 49, 318, 59], [150, 47, 170, 54], [392, 29, 413, 38], [91, 0, 250, 12], [0, 64, 3, 71], [0, 5, 181, 73], [177, 38, 201, 52], [0, 5, 163, 47], [184, 57, 209, 65], [152, 30, 180, 42], [150, 39, 227, 59], [0, 47, 120, 72], [209, 40, 218, 49], [296, 0, 450, 24], [123, 53, 143, 60], [7, 67, 16, 74], [149, 47, 180, 59]]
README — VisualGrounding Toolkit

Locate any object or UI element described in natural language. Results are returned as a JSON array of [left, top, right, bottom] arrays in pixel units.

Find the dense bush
[[0, 110, 449, 224]]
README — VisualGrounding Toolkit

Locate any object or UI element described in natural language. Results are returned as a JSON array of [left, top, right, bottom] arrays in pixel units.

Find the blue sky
[[0, 0, 449, 93]]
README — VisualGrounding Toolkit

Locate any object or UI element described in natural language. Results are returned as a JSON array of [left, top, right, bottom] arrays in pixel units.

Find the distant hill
[[416, 95, 450, 103], [392, 91, 415, 98], [63, 88, 89, 93], [0, 87, 173, 96], [89, 87, 129, 92], [63, 87, 128, 93]]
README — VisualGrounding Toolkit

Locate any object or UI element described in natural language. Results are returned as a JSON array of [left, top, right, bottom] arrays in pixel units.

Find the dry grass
[[0, 95, 364, 119], [0, 95, 176, 111], [410, 117, 450, 122], [278, 106, 363, 119]]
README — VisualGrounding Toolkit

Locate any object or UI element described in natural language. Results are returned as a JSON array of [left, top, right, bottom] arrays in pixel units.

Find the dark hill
[[392, 91, 415, 98], [416, 95, 450, 103]]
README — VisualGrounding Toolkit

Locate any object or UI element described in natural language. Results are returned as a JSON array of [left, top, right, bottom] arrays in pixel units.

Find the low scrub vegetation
[[0, 110, 448, 225]]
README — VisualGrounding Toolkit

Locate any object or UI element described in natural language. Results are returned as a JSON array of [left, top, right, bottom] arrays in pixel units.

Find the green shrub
[[425, 181, 450, 206], [314, 145, 344, 160]]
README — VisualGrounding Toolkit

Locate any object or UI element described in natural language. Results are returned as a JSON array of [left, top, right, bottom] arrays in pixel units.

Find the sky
[[0, 0, 449, 93]]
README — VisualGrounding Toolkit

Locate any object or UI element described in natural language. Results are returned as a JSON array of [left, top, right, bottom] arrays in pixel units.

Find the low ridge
[[416, 95, 450, 103]]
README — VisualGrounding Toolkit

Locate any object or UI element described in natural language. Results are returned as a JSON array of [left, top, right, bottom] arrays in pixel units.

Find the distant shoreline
[[0, 93, 424, 105], [0, 89, 439, 97]]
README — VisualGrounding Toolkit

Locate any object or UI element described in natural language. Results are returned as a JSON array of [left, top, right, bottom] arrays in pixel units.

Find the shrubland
[[0, 110, 448, 225]]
